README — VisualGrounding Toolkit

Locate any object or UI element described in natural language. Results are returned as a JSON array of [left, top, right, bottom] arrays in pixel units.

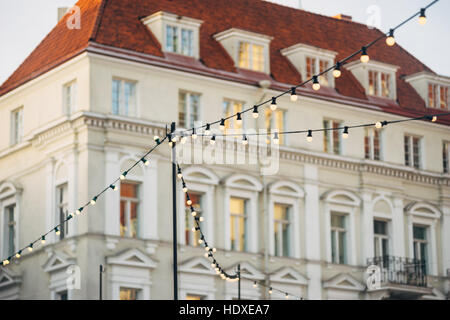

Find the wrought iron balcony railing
[[367, 256, 427, 288]]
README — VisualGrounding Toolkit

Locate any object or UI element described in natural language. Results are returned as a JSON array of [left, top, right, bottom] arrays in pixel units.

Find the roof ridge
[[89, 0, 109, 42]]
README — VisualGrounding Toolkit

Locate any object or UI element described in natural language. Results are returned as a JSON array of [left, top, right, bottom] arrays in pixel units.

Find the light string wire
[[175, 0, 440, 139], [177, 163, 304, 300], [1, 136, 167, 265], [241, 276, 304, 300]]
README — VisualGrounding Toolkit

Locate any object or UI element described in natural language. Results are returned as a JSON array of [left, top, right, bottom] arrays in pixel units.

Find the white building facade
[[0, 0, 449, 300]]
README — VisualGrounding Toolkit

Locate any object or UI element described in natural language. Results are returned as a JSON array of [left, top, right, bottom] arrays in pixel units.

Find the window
[[364, 128, 382, 160], [4, 204, 16, 257], [369, 70, 391, 98], [273, 204, 291, 257], [413, 225, 428, 273], [63, 81, 77, 114], [165, 25, 194, 57], [186, 294, 206, 300], [185, 192, 203, 246], [443, 141, 449, 174], [373, 220, 389, 257], [330, 213, 346, 264], [306, 57, 329, 86], [223, 100, 244, 131], [179, 91, 200, 128], [120, 182, 139, 238], [10, 107, 23, 146], [323, 119, 342, 154], [112, 79, 137, 117], [265, 109, 285, 145], [238, 42, 264, 72], [404, 135, 421, 169], [56, 184, 69, 240], [428, 83, 448, 109], [120, 287, 140, 300], [55, 291, 68, 300], [230, 197, 247, 252]]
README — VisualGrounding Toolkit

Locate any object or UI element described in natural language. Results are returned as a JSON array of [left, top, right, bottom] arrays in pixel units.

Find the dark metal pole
[[238, 264, 241, 300], [171, 122, 178, 300], [99, 265, 103, 300]]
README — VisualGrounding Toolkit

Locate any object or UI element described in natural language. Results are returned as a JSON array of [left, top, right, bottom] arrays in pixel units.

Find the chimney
[[333, 14, 352, 21], [58, 7, 69, 21]]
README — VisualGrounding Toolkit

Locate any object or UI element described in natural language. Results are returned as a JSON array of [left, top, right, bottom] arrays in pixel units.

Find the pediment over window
[[405, 202, 441, 219], [421, 288, 446, 300], [42, 251, 76, 273], [0, 268, 21, 300], [321, 189, 361, 207], [0, 181, 22, 200], [281, 43, 337, 88], [224, 174, 263, 191], [270, 267, 308, 285], [141, 11, 203, 59], [345, 60, 399, 100], [225, 262, 265, 280], [179, 257, 216, 275], [405, 71, 450, 109], [269, 181, 304, 198], [106, 248, 157, 269], [183, 166, 219, 185], [323, 273, 365, 292], [214, 28, 272, 74]]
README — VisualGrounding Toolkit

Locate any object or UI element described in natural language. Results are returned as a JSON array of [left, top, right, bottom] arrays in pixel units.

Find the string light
[[28, 244, 33, 252], [268, 287, 273, 294], [177, 167, 183, 179], [3, 259, 10, 266], [312, 76, 320, 90], [342, 126, 349, 139], [15, 251, 21, 259], [110, 184, 117, 191], [307, 130, 313, 142], [432, 116, 437, 122], [191, 128, 197, 140], [55, 227, 60, 236], [220, 119, 226, 131], [76, 207, 83, 215], [181, 133, 187, 144], [419, 8, 427, 25], [242, 134, 248, 145], [333, 62, 342, 78], [90, 196, 97, 205], [360, 46, 369, 63], [273, 132, 279, 145], [386, 29, 395, 46], [120, 171, 127, 180], [182, 182, 188, 193], [270, 97, 277, 111], [252, 106, 259, 119], [210, 135, 216, 145], [375, 121, 383, 129], [285, 293, 289, 299], [142, 158, 150, 166], [253, 281, 258, 288], [205, 124, 211, 136], [41, 235, 46, 244], [290, 87, 298, 102]]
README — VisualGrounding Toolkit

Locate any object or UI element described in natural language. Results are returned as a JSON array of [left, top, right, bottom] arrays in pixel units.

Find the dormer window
[[238, 42, 264, 72], [405, 72, 450, 109], [214, 28, 272, 74], [345, 60, 399, 100], [281, 43, 337, 88], [141, 11, 203, 59], [428, 83, 448, 109]]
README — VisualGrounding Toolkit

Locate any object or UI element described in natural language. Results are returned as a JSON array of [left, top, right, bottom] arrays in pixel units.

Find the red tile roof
[[0, 0, 447, 124]]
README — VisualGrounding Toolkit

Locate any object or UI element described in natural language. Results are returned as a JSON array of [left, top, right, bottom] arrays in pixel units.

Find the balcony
[[366, 256, 432, 299]]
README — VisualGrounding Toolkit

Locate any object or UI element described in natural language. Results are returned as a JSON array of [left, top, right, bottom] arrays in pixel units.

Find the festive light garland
[[1, 136, 167, 266], [174, 0, 440, 143]]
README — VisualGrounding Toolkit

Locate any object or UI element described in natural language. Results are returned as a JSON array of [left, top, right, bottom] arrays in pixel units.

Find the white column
[[392, 197, 406, 257], [268, 195, 275, 256], [406, 214, 414, 259], [303, 164, 322, 300], [104, 149, 120, 236], [205, 185, 215, 244], [223, 189, 231, 251], [429, 221, 438, 276], [249, 192, 258, 253], [292, 199, 301, 259], [361, 192, 373, 265], [45, 158, 55, 240], [141, 158, 158, 240], [441, 204, 450, 276], [67, 150, 78, 237]]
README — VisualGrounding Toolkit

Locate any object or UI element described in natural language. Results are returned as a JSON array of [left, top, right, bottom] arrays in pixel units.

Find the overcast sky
[[0, 0, 449, 86]]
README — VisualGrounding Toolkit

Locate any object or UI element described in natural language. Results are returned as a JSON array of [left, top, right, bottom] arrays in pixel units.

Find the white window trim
[[323, 190, 360, 266], [178, 90, 202, 129], [368, 69, 394, 99], [404, 134, 423, 169], [268, 181, 304, 259], [223, 174, 263, 253], [10, 107, 23, 146], [62, 80, 77, 115], [365, 128, 383, 161], [179, 257, 217, 300], [427, 82, 449, 109], [0, 182, 21, 260], [323, 119, 343, 155], [111, 78, 139, 118], [405, 202, 441, 276], [443, 141, 450, 174]]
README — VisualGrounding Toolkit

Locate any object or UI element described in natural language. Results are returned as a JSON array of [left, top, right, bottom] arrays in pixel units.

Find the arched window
[[177, 166, 219, 246], [223, 174, 263, 253], [268, 181, 304, 259], [322, 190, 360, 265], [0, 182, 21, 260]]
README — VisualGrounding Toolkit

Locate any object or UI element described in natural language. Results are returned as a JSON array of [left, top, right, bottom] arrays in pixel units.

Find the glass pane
[[121, 182, 138, 198], [181, 29, 193, 56], [7, 205, 15, 257], [413, 226, 426, 240], [382, 238, 389, 256], [331, 214, 344, 228], [332, 121, 340, 154], [230, 215, 236, 250], [374, 220, 387, 235], [120, 288, 138, 300], [282, 215, 290, 257], [412, 137, 420, 169], [252, 44, 264, 71], [374, 237, 380, 257], [443, 142, 449, 173], [124, 81, 136, 116], [112, 80, 120, 114], [230, 198, 245, 215], [323, 120, 329, 153], [306, 57, 316, 79], [338, 231, 346, 264], [238, 42, 250, 69], [404, 136, 410, 166], [275, 110, 284, 144], [373, 130, 380, 160], [178, 92, 186, 127], [189, 94, 200, 127], [428, 83, 435, 107], [319, 60, 329, 86], [120, 201, 126, 237], [381, 73, 390, 97], [274, 221, 279, 256], [331, 230, 336, 263], [130, 202, 138, 238], [364, 134, 370, 159], [166, 26, 177, 52]]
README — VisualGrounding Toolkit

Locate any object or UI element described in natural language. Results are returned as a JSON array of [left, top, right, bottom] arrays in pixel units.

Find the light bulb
[[242, 135, 248, 145], [375, 121, 382, 129], [199, 217, 204, 222], [191, 129, 197, 140], [290, 87, 298, 102], [90, 197, 97, 205], [285, 293, 289, 299], [110, 184, 117, 191], [253, 281, 258, 288], [268, 288, 273, 294], [55, 227, 60, 236], [419, 9, 426, 25], [28, 244, 33, 252], [342, 127, 349, 139], [183, 186, 188, 193], [307, 130, 313, 142], [252, 106, 259, 118], [220, 119, 226, 131], [143, 158, 150, 166], [172, 135, 178, 143], [191, 211, 197, 217], [120, 172, 127, 180], [333, 69, 341, 78], [386, 29, 395, 46], [210, 135, 216, 145], [360, 47, 369, 63], [273, 133, 279, 145], [270, 97, 277, 111], [432, 116, 437, 122], [76, 208, 82, 215], [198, 239, 203, 244], [187, 199, 192, 206], [3, 259, 9, 266], [205, 124, 211, 136], [236, 113, 242, 126], [312, 76, 320, 91], [41, 236, 46, 244], [181, 135, 187, 144], [16, 251, 21, 259], [212, 248, 216, 253], [153, 135, 160, 141]]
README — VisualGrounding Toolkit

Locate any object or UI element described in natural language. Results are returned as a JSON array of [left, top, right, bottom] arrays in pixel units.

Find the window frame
[[237, 41, 265, 72], [373, 219, 390, 258], [10, 107, 23, 146], [55, 183, 69, 241], [330, 212, 347, 264], [364, 128, 383, 161], [111, 78, 138, 117], [443, 141, 449, 174], [119, 181, 140, 239], [404, 134, 422, 169], [178, 90, 202, 129], [0, 184, 20, 261], [223, 99, 245, 131], [427, 82, 448, 109], [265, 108, 287, 145], [323, 119, 343, 155], [63, 80, 77, 115], [164, 24, 196, 57]]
